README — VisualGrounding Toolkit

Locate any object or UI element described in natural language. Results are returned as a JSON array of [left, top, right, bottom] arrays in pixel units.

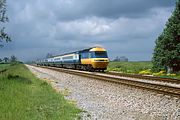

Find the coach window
[[88, 53, 91, 58], [81, 52, 88, 58]]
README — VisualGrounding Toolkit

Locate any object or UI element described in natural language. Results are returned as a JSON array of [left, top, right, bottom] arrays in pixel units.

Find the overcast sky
[[0, 0, 176, 61]]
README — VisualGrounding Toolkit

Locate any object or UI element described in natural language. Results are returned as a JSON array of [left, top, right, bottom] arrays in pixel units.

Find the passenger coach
[[37, 47, 109, 71]]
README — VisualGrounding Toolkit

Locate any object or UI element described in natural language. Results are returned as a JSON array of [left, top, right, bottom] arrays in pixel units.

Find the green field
[[0, 63, 81, 120], [0, 63, 10, 71], [107, 61, 153, 73], [107, 61, 180, 79]]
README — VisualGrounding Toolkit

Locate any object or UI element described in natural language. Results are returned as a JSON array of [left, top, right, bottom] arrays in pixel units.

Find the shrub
[[139, 69, 152, 75], [167, 73, 176, 76], [152, 70, 166, 76]]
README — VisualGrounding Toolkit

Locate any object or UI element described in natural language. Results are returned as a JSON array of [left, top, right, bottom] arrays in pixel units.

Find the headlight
[[94, 60, 99, 61], [94, 59, 108, 62]]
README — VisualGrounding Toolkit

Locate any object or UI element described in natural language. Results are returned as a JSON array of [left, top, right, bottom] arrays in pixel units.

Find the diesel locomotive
[[37, 47, 109, 71]]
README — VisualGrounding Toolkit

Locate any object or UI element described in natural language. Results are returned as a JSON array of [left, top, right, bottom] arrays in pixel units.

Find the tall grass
[[107, 61, 180, 79], [0, 63, 81, 120], [0, 63, 10, 71], [107, 61, 153, 73]]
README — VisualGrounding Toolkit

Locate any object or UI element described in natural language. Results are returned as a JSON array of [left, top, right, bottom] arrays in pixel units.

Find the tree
[[10, 55, 17, 62], [3, 57, 9, 63], [152, 0, 180, 73], [0, 0, 10, 46], [0, 58, 2, 62], [119, 56, 128, 62], [113, 56, 128, 62], [113, 56, 119, 61]]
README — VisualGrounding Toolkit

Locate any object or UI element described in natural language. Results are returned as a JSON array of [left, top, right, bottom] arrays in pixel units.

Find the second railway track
[[34, 65, 180, 98], [107, 71, 180, 84]]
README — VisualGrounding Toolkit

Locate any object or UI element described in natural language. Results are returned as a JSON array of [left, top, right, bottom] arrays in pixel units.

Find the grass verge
[[107, 61, 153, 73], [0, 63, 81, 120], [107, 61, 180, 79]]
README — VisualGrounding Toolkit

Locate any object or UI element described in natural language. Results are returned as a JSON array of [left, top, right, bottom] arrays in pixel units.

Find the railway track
[[34, 65, 180, 98], [106, 71, 180, 84]]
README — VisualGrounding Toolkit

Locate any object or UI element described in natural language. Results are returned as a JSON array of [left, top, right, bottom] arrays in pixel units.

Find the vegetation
[[0, 0, 11, 46], [0, 63, 81, 120], [10, 55, 17, 62], [152, 0, 180, 73], [113, 56, 128, 62], [107, 61, 180, 79], [0, 55, 18, 63], [0, 63, 10, 71], [107, 61, 152, 74]]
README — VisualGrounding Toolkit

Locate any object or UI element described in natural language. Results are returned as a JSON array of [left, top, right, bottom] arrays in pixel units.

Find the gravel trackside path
[[26, 65, 180, 120]]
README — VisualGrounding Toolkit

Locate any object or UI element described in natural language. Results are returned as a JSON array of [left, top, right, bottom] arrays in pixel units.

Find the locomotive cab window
[[91, 51, 108, 58]]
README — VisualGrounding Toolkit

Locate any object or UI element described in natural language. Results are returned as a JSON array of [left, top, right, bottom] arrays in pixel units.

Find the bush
[[139, 69, 152, 75], [152, 70, 166, 76]]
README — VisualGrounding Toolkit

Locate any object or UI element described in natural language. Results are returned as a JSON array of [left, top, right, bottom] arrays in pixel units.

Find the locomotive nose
[[92, 58, 109, 69], [94, 59, 108, 62]]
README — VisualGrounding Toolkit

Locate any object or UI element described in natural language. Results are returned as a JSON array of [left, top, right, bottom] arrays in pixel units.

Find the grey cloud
[[8, 0, 175, 22], [75, 0, 175, 18], [52, 0, 175, 20], [0, 0, 176, 61]]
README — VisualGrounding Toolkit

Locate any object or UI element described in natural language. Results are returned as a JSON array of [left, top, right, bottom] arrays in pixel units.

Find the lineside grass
[[0, 63, 10, 71], [107, 61, 152, 73], [107, 61, 180, 79], [0, 63, 81, 120]]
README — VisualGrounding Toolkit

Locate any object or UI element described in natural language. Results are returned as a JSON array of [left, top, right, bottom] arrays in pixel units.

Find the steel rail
[[106, 72, 180, 84], [34, 65, 180, 98]]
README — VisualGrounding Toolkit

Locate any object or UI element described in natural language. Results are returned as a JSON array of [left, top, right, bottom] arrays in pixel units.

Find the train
[[37, 46, 109, 71]]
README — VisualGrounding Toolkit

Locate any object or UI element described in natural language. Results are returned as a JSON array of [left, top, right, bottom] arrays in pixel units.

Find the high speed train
[[37, 47, 109, 71]]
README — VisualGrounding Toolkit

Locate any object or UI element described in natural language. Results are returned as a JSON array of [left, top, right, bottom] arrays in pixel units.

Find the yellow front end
[[91, 58, 109, 69], [81, 47, 109, 70], [81, 58, 109, 69]]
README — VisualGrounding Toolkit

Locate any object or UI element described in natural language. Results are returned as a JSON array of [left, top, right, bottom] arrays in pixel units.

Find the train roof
[[52, 46, 105, 58]]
